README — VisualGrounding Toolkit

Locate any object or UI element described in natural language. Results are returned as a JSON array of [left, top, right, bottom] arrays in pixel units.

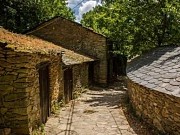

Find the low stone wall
[[73, 63, 89, 98], [127, 79, 180, 135], [0, 47, 62, 134]]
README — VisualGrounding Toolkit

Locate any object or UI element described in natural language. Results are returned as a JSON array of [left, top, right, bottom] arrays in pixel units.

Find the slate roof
[[127, 46, 180, 97], [0, 28, 94, 65], [61, 52, 95, 66]]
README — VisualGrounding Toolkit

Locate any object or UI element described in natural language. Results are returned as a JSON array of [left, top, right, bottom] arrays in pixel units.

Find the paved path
[[45, 82, 151, 135]]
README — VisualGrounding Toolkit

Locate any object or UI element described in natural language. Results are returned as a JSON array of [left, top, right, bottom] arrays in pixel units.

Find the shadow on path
[[45, 80, 158, 135], [83, 81, 158, 135]]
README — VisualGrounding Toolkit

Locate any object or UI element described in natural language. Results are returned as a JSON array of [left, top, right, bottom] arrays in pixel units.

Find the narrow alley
[[45, 82, 154, 135]]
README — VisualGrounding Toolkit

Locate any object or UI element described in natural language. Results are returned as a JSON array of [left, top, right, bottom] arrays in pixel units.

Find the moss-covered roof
[[0, 27, 95, 65], [0, 27, 62, 54]]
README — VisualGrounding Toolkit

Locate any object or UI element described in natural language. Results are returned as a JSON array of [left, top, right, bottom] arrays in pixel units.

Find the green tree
[[81, 0, 180, 58], [0, 0, 75, 33]]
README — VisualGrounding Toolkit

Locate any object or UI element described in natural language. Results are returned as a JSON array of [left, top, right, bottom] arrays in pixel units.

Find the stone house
[[0, 28, 94, 134], [127, 46, 180, 135], [27, 17, 114, 85], [61, 48, 94, 103]]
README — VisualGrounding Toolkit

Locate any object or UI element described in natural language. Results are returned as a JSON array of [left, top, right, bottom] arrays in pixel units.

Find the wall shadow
[[84, 81, 160, 135]]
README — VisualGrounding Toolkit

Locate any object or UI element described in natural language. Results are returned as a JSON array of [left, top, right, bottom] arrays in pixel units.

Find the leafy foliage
[[0, 0, 75, 33], [81, 0, 180, 58]]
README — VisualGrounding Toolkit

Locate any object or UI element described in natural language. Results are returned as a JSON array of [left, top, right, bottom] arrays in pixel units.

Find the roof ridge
[[25, 16, 106, 38]]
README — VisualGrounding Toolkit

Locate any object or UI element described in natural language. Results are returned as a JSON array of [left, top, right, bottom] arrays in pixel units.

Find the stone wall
[[127, 79, 180, 135], [73, 63, 89, 98], [29, 17, 108, 84], [0, 46, 62, 134]]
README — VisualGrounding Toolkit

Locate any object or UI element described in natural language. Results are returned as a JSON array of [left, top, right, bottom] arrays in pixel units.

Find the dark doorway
[[64, 68, 73, 103], [88, 62, 94, 86], [107, 57, 114, 83], [113, 54, 127, 77], [38, 63, 50, 124]]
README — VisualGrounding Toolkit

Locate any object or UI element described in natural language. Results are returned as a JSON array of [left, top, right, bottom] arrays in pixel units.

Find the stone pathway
[[45, 82, 152, 135]]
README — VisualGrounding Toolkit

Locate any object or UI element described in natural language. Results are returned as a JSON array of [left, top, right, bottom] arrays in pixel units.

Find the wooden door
[[64, 68, 73, 103], [39, 65, 50, 124]]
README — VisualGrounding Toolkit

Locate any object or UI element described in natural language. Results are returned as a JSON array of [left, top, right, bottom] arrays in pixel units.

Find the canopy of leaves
[[0, 0, 75, 33], [81, 0, 180, 58]]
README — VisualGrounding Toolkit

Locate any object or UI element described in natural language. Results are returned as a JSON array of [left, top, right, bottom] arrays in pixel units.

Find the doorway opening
[[88, 62, 94, 86], [64, 68, 73, 103], [38, 63, 50, 124]]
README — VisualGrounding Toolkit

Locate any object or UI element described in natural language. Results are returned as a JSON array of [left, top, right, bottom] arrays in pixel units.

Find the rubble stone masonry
[[0, 46, 62, 134], [127, 79, 180, 135], [73, 63, 89, 97]]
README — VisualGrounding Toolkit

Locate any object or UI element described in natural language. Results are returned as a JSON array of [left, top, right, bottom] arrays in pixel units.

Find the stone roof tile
[[127, 46, 180, 97]]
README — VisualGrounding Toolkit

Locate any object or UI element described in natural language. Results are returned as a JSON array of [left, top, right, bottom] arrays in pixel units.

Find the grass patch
[[51, 100, 65, 115], [32, 124, 45, 135]]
